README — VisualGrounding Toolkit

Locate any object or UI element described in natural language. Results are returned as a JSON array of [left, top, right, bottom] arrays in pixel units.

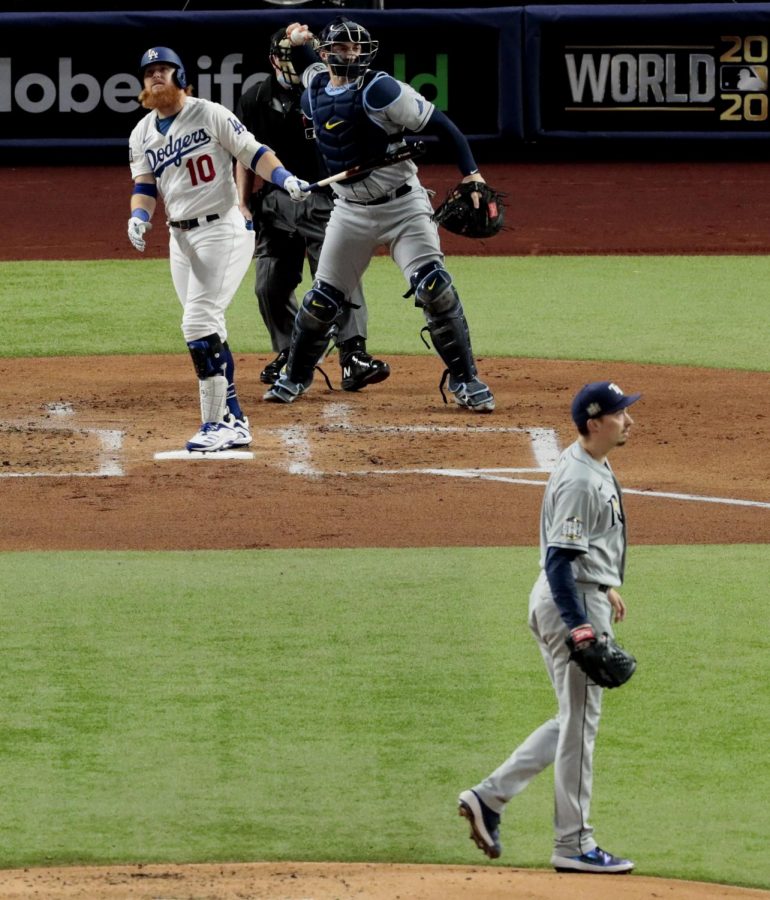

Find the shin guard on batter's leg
[[187, 334, 229, 422], [197, 374, 228, 424], [264, 280, 343, 403]]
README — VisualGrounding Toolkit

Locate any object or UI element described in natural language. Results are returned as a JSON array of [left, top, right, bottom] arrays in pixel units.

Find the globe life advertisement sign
[[0, 11, 516, 151]]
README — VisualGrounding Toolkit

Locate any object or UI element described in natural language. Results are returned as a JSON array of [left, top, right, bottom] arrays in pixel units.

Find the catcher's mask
[[140, 46, 187, 89], [319, 17, 378, 85], [270, 27, 302, 88]]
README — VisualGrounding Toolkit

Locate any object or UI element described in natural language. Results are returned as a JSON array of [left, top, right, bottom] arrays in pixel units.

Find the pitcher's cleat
[[458, 789, 501, 859], [551, 847, 634, 874]]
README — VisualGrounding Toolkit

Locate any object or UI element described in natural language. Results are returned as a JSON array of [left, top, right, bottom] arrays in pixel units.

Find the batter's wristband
[[270, 165, 291, 189], [132, 183, 157, 198], [131, 208, 150, 222]]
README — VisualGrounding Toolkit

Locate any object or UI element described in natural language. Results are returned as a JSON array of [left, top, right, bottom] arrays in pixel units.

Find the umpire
[[235, 28, 389, 391]]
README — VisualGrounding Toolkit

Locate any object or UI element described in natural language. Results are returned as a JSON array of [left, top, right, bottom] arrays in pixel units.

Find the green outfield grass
[[0, 547, 767, 888], [2, 256, 769, 369]]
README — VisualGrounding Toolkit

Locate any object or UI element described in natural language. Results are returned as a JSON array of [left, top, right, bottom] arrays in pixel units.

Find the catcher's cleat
[[224, 413, 252, 447], [449, 377, 495, 413], [458, 789, 501, 859], [263, 373, 308, 404], [551, 847, 634, 874], [186, 420, 240, 452], [340, 351, 391, 392], [260, 349, 289, 385]]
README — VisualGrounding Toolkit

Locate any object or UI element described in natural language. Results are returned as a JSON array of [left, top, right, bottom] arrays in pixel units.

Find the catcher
[[458, 380, 640, 875], [264, 17, 496, 412]]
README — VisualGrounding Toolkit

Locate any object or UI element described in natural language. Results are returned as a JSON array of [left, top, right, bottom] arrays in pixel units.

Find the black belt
[[169, 213, 220, 231], [576, 582, 610, 593], [345, 183, 411, 206]]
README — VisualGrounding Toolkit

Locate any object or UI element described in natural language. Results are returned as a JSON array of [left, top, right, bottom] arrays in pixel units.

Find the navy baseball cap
[[571, 381, 641, 428]]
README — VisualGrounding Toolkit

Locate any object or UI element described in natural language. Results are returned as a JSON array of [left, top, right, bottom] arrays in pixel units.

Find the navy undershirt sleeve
[[425, 108, 478, 176], [544, 546, 590, 631]]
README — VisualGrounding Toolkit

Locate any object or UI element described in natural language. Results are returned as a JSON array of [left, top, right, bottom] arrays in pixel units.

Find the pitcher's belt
[[575, 581, 610, 593]]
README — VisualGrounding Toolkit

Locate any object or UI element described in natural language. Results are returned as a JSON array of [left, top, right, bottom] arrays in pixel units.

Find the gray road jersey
[[305, 68, 433, 202], [539, 440, 627, 587]]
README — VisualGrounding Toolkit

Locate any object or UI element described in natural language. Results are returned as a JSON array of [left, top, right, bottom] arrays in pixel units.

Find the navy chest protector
[[306, 71, 393, 179]]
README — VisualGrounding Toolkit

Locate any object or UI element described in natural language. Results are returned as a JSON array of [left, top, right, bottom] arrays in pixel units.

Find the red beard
[[138, 83, 186, 111]]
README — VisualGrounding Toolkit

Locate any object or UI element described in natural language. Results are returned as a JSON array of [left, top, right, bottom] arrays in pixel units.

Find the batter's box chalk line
[[154, 450, 255, 460], [0, 417, 124, 478]]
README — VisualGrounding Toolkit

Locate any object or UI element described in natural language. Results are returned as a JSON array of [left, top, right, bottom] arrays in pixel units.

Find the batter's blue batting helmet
[[140, 47, 188, 89]]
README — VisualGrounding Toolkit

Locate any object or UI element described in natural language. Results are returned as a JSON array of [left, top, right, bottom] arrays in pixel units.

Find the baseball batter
[[127, 46, 308, 452], [459, 381, 641, 874], [263, 17, 494, 412]]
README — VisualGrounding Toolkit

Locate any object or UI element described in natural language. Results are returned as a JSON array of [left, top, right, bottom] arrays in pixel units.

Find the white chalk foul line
[[623, 487, 770, 509], [344, 467, 770, 509]]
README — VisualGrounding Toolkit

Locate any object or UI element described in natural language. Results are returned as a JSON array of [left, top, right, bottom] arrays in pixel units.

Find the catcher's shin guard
[[405, 262, 493, 411], [282, 281, 343, 386], [426, 307, 477, 383], [406, 261, 476, 380]]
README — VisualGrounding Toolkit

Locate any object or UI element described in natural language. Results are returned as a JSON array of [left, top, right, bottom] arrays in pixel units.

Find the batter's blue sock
[[223, 343, 245, 421], [226, 391, 244, 421]]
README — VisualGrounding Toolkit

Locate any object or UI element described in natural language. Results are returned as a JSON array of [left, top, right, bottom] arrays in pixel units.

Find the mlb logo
[[720, 64, 768, 92]]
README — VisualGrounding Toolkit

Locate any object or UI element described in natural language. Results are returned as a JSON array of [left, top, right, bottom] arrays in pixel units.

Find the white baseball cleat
[[224, 414, 252, 447], [186, 420, 240, 452]]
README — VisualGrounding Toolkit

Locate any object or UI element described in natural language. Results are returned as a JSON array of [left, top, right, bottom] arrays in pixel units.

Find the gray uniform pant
[[254, 188, 367, 352], [473, 572, 614, 857], [316, 179, 441, 297]]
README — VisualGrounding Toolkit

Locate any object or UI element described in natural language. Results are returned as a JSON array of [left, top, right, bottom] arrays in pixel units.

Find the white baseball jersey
[[129, 96, 267, 221], [539, 440, 627, 587]]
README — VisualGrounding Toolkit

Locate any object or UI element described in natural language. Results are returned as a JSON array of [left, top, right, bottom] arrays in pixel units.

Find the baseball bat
[[302, 141, 426, 192]]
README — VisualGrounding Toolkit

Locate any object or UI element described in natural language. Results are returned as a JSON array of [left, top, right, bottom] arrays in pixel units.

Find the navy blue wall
[[1, 5, 768, 163]]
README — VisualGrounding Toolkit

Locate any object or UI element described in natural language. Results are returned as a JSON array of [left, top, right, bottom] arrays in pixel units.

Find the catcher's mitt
[[566, 631, 637, 689], [433, 182, 506, 239]]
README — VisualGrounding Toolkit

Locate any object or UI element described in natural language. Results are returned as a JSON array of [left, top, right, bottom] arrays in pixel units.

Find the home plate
[[154, 450, 254, 460]]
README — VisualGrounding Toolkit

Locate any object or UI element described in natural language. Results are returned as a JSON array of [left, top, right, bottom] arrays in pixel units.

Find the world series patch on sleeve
[[432, 181, 506, 239]]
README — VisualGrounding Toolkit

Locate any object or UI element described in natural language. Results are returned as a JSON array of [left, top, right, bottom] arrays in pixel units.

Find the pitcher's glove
[[566, 624, 637, 689], [433, 181, 506, 239]]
